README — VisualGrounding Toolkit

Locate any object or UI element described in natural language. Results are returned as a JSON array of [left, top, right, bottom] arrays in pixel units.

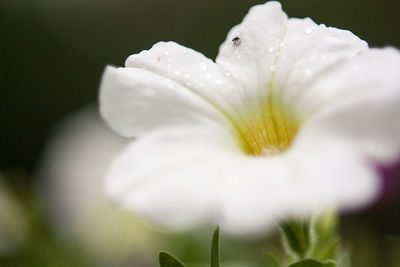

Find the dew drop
[[215, 79, 221, 85], [234, 50, 242, 59], [199, 63, 208, 71], [279, 42, 285, 48], [268, 47, 274, 53], [305, 27, 314, 34], [225, 72, 231, 77], [304, 68, 312, 76], [174, 70, 181, 76]]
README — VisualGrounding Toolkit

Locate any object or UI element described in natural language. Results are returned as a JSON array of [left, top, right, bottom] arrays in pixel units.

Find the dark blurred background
[[1, 0, 400, 266]]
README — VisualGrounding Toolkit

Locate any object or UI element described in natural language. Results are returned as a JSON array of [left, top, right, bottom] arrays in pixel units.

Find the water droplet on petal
[[215, 79, 221, 85], [199, 63, 208, 71], [174, 70, 181, 76], [268, 47, 274, 53], [279, 42, 285, 48], [225, 72, 231, 77], [206, 73, 212, 79], [163, 51, 169, 55], [234, 50, 242, 59], [305, 27, 314, 34], [304, 69, 312, 76]]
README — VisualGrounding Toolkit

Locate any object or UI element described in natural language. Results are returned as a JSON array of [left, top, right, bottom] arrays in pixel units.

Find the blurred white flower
[[100, 1, 400, 233], [38, 107, 158, 265]]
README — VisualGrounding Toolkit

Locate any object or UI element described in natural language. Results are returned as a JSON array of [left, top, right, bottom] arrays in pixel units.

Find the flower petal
[[125, 41, 251, 118], [299, 48, 400, 161], [276, 17, 367, 108], [216, 1, 287, 100], [105, 127, 242, 228], [216, 1, 367, 113], [106, 128, 379, 234], [220, 137, 379, 234], [99, 66, 233, 137]]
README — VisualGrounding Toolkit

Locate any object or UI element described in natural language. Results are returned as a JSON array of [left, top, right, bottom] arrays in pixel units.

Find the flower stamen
[[238, 103, 299, 156]]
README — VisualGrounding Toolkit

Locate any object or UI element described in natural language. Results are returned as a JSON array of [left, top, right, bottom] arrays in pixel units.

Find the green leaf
[[159, 251, 185, 267], [289, 259, 337, 267], [314, 211, 338, 240], [210, 226, 220, 267], [280, 220, 311, 258], [311, 237, 339, 261], [264, 252, 282, 267], [311, 212, 341, 262]]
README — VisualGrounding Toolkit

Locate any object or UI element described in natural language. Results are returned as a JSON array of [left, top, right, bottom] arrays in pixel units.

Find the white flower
[[99, 1, 400, 233], [38, 107, 158, 264]]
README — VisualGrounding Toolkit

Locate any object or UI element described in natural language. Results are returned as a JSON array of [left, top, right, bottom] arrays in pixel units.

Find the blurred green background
[[1, 0, 400, 266]]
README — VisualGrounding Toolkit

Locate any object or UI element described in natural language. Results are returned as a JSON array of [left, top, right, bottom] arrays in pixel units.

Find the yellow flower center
[[237, 103, 299, 156]]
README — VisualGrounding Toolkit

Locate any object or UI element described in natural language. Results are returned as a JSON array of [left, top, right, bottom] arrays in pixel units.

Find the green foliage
[[311, 211, 340, 261], [288, 259, 337, 267], [278, 213, 350, 267], [210, 226, 220, 267], [159, 226, 221, 267], [263, 252, 282, 267], [280, 219, 312, 259], [159, 252, 186, 267]]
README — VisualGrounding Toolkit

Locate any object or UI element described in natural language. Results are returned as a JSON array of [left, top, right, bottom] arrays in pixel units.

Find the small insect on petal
[[232, 36, 241, 46]]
